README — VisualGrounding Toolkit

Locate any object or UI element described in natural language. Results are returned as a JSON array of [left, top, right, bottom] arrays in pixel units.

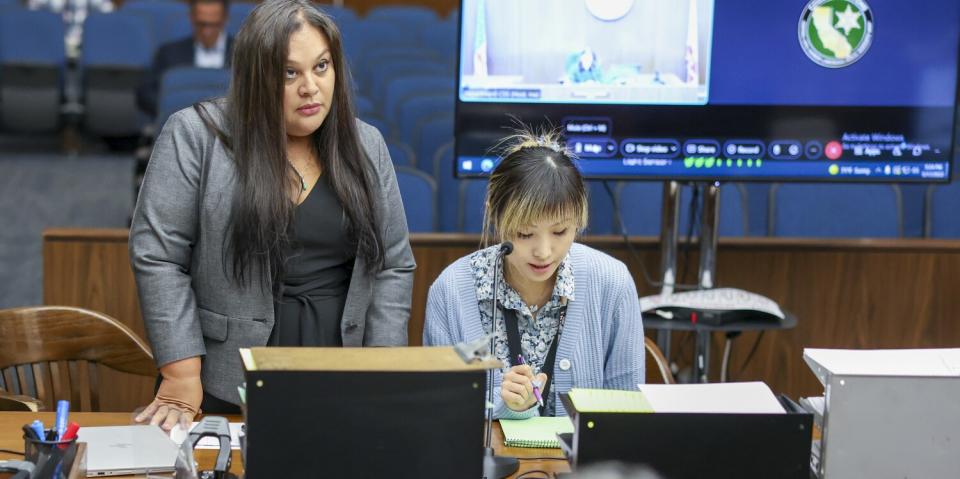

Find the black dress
[[269, 175, 354, 346]]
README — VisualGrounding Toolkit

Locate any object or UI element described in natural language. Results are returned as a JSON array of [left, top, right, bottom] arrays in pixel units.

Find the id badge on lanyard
[[502, 305, 567, 415]]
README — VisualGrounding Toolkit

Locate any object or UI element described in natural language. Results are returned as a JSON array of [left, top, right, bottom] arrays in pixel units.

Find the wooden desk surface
[[0, 412, 569, 478]]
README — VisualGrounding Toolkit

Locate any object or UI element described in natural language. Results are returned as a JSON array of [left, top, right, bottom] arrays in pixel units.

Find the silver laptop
[[76, 425, 179, 477]]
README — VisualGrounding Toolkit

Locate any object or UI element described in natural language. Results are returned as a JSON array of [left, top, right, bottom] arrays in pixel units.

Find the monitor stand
[[655, 180, 721, 383]]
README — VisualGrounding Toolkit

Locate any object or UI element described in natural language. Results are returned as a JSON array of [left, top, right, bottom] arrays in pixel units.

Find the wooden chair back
[[644, 336, 675, 384], [0, 306, 156, 411]]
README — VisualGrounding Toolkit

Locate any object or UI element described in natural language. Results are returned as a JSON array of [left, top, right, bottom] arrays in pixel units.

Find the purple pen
[[517, 355, 544, 408]]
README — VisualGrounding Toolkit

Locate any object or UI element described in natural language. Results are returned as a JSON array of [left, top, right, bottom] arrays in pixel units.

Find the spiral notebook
[[499, 417, 575, 448]]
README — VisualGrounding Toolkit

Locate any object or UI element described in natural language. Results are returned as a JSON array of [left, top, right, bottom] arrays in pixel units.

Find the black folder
[[240, 347, 498, 478], [558, 393, 812, 479]]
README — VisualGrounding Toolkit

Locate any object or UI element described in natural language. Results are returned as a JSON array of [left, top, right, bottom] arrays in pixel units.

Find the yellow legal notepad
[[567, 388, 654, 413], [499, 417, 575, 448]]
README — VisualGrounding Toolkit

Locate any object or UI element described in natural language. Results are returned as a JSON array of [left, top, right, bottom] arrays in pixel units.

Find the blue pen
[[55, 400, 69, 440], [516, 355, 545, 408], [30, 420, 46, 442]]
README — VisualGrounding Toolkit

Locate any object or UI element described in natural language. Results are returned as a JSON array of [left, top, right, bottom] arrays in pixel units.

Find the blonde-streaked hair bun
[[481, 124, 588, 246], [494, 124, 574, 162]]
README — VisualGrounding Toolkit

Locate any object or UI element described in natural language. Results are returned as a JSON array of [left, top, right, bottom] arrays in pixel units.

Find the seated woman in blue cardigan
[[424, 129, 645, 419]]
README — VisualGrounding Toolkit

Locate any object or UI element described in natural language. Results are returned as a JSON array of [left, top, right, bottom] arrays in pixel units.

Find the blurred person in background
[[136, 0, 235, 118]]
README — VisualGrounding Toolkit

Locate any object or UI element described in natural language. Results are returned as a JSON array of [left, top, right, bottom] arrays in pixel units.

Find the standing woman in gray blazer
[[129, 0, 415, 429]]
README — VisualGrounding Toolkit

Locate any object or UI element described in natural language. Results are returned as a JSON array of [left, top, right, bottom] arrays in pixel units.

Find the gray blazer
[[129, 101, 415, 405]]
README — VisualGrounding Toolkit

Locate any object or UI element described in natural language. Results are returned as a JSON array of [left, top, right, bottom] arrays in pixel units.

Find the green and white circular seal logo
[[799, 0, 873, 68]]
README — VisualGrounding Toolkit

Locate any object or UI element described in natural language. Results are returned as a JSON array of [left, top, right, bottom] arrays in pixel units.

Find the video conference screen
[[454, 0, 960, 182]]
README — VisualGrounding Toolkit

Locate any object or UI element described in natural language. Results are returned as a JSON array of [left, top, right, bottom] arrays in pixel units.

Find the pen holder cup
[[23, 428, 78, 475]]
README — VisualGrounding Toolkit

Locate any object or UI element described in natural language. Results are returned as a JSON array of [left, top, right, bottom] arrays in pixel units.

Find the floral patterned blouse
[[470, 244, 575, 376]]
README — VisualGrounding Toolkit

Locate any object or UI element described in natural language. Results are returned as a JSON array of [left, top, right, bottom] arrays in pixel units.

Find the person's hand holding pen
[[501, 356, 548, 412]]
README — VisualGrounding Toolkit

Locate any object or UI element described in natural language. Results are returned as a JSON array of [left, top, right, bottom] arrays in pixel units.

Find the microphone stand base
[[482, 447, 519, 479]]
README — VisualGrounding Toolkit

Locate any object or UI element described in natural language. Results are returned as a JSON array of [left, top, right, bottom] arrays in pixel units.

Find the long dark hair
[[197, 0, 383, 291]]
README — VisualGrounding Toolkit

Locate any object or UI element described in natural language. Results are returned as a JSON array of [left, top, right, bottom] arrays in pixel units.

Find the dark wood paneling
[[43, 229, 960, 408], [42, 229, 143, 339], [711, 245, 960, 399], [42, 230, 152, 412]]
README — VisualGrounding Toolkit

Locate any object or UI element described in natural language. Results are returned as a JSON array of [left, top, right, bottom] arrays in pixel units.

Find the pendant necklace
[[289, 161, 307, 192]]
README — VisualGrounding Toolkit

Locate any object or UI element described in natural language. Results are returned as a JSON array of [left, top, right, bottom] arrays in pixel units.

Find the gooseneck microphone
[[483, 241, 519, 479]]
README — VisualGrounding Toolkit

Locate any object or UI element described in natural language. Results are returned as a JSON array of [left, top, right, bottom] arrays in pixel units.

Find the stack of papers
[[804, 348, 960, 376], [568, 383, 785, 414], [637, 381, 786, 414]]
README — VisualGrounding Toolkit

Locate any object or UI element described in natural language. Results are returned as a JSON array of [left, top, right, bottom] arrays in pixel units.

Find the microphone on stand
[[483, 241, 519, 479]]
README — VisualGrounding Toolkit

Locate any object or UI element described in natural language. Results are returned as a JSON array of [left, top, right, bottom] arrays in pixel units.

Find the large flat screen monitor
[[454, 0, 959, 182]]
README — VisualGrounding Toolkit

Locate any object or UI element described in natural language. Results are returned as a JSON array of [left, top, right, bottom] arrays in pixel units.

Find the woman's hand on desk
[[134, 357, 203, 431], [501, 365, 548, 412]]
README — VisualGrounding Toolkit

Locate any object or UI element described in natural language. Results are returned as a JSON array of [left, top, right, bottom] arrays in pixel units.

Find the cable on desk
[[0, 448, 24, 456], [516, 470, 552, 479], [518, 457, 567, 461]]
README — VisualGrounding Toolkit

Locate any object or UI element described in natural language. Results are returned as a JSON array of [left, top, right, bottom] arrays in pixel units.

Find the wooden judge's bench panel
[[43, 229, 960, 411]]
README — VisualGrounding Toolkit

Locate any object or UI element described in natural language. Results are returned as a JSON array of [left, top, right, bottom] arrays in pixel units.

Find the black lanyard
[[502, 305, 567, 415]]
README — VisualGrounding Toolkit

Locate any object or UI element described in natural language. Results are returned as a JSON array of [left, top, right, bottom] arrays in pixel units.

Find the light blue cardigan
[[424, 243, 645, 419]]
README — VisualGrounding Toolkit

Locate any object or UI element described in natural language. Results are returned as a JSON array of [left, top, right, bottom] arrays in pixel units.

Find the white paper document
[[803, 348, 960, 377], [636, 381, 785, 414], [169, 422, 243, 450]]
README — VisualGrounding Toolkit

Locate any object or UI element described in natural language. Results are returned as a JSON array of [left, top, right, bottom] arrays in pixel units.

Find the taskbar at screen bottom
[[456, 156, 952, 182]]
